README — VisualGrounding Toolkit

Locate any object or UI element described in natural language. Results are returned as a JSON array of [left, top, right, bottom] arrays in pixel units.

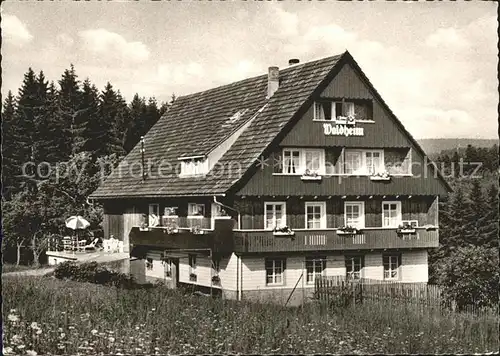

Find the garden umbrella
[[65, 216, 91, 251]]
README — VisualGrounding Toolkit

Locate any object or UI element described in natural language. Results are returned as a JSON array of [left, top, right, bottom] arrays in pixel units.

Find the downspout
[[213, 195, 241, 230]]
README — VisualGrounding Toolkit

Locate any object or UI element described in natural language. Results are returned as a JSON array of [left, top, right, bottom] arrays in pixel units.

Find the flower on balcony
[[301, 169, 322, 181], [211, 275, 221, 284], [190, 226, 205, 235], [337, 225, 359, 235], [273, 225, 295, 236], [165, 225, 179, 234], [396, 223, 416, 234], [369, 170, 391, 181]]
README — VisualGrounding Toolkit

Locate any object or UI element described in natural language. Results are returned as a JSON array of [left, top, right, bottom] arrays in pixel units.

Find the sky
[[1, 1, 498, 139]]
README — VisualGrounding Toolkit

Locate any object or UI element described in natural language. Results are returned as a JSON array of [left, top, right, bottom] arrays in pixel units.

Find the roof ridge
[[177, 53, 344, 101]]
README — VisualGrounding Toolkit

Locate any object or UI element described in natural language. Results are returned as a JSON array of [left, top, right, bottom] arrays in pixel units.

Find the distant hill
[[417, 138, 498, 155]]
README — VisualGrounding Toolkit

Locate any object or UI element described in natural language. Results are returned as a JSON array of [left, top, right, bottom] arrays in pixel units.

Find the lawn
[[2, 264, 46, 274], [2, 276, 499, 355]]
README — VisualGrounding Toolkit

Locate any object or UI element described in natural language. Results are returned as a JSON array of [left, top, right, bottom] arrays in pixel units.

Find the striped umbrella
[[65, 216, 90, 230]]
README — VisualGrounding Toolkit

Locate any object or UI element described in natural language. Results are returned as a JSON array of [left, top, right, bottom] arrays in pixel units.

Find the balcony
[[233, 227, 438, 253], [129, 218, 235, 254]]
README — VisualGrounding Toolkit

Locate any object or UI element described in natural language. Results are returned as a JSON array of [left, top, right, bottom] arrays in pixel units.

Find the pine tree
[[477, 183, 499, 248], [440, 186, 470, 256], [144, 97, 161, 133], [78, 79, 100, 155], [124, 93, 147, 153], [58, 64, 82, 158], [14, 68, 43, 192], [463, 179, 485, 246], [87, 83, 124, 157], [2, 91, 18, 199], [114, 90, 131, 153]]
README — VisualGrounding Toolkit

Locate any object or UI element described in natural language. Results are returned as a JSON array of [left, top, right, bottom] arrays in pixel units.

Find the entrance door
[[123, 206, 141, 253]]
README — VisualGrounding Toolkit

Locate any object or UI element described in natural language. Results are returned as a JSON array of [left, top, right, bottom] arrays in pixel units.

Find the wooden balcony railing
[[233, 227, 438, 253]]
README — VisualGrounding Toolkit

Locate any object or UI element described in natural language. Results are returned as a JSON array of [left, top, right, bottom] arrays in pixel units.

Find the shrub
[[54, 261, 137, 288]]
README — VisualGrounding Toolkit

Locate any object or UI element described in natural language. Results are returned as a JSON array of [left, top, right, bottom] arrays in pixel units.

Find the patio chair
[[77, 238, 99, 252]]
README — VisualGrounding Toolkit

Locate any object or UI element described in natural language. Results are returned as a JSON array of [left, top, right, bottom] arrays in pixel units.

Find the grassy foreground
[[2, 276, 498, 355]]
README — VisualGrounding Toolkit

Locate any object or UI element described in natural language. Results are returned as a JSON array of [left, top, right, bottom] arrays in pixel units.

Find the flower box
[[397, 223, 417, 234], [189, 273, 197, 282], [301, 175, 322, 181], [337, 226, 360, 235], [190, 227, 206, 235], [273, 226, 295, 237], [163, 227, 179, 235], [369, 175, 391, 181]]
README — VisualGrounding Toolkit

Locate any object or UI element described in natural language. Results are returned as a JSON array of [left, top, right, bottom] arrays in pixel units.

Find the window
[[265, 202, 286, 229], [333, 101, 355, 118], [189, 254, 197, 274], [343, 149, 385, 175], [305, 202, 326, 229], [314, 101, 355, 121], [344, 151, 363, 175], [164, 259, 172, 279], [282, 148, 325, 174], [345, 256, 363, 280], [314, 102, 332, 121], [306, 256, 326, 284], [383, 255, 400, 280], [344, 202, 365, 229], [164, 207, 178, 217], [180, 158, 208, 176], [188, 203, 205, 218], [283, 149, 301, 174], [382, 201, 402, 228], [365, 151, 383, 174], [265, 258, 286, 285], [146, 258, 153, 271]]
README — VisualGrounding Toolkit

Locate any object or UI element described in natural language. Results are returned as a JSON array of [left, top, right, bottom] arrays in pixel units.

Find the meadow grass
[[2, 264, 46, 274], [3, 275, 498, 355]]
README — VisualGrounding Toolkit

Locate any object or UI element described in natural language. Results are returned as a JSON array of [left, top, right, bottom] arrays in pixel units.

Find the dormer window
[[179, 156, 208, 177]]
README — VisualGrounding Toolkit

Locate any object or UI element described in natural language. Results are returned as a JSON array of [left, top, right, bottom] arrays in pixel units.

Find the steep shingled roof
[[90, 53, 343, 198], [90, 51, 452, 199]]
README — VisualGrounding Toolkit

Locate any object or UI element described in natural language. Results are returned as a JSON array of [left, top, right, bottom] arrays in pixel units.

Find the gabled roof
[[91, 53, 343, 198], [90, 51, 451, 199]]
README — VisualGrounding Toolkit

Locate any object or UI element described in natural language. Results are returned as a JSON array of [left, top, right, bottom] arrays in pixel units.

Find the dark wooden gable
[[280, 63, 409, 148]]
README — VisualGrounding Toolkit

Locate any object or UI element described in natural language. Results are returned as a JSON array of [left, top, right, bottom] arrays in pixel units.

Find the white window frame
[[282, 148, 325, 175], [383, 255, 400, 280], [265, 258, 286, 286], [313, 101, 356, 121], [188, 203, 205, 218], [180, 159, 209, 177], [305, 256, 326, 284], [333, 101, 355, 119], [343, 149, 385, 175], [305, 202, 327, 229], [148, 204, 160, 227], [264, 202, 287, 230], [163, 207, 178, 217], [345, 255, 363, 280], [344, 201, 365, 229], [382, 201, 402, 228]]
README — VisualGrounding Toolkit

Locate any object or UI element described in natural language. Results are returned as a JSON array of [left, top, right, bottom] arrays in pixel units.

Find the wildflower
[[17, 345, 26, 350], [30, 322, 39, 329], [36, 329, 42, 335], [91, 329, 98, 335], [9, 309, 17, 313], [60, 333, 66, 339], [3, 347, 14, 355], [7, 314, 19, 322], [26, 350, 37, 356], [68, 326, 75, 330], [108, 337, 115, 343]]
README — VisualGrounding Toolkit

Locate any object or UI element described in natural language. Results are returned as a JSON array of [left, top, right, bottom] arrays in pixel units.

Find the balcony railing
[[233, 227, 438, 253]]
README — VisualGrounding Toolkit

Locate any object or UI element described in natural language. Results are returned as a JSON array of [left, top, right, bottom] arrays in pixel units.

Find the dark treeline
[[1, 65, 175, 265], [2, 65, 174, 200], [429, 145, 499, 310]]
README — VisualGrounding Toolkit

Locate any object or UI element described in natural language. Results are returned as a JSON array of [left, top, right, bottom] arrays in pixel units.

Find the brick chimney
[[267, 66, 279, 99]]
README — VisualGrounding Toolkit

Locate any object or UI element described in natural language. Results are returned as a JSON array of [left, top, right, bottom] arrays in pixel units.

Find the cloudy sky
[[2, 1, 497, 139]]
